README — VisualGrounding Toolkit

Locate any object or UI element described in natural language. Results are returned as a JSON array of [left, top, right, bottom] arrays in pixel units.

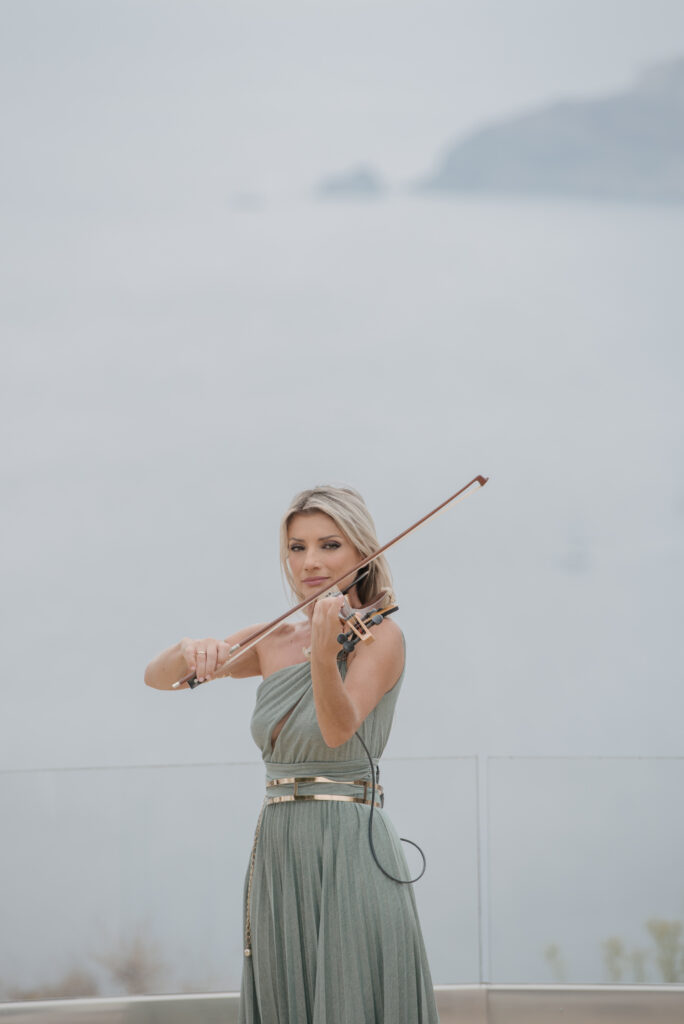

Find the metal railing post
[[476, 753, 491, 984]]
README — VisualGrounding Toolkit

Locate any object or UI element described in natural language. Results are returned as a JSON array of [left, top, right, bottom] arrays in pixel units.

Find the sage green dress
[[239, 651, 439, 1024]]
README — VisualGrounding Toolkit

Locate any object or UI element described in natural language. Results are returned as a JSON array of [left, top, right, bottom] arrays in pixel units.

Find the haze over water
[[4, 190, 684, 997], [2, 0, 684, 999], [4, 192, 683, 769]]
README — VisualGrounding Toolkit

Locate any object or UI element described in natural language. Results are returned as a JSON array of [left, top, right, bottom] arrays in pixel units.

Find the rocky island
[[419, 55, 684, 203], [315, 164, 386, 199]]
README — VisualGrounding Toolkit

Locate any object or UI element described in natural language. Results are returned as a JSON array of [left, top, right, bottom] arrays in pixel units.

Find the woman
[[145, 485, 439, 1023]]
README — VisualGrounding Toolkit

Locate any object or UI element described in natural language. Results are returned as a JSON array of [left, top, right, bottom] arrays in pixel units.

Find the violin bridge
[[346, 613, 375, 645]]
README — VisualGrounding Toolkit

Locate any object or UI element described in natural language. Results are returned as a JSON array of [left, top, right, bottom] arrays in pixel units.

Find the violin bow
[[173, 474, 488, 688]]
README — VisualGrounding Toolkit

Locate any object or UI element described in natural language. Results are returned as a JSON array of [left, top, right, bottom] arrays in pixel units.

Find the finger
[[181, 638, 197, 675], [314, 601, 336, 627], [312, 600, 325, 623], [195, 646, 208, 682], [327, 596, 346, 622], [216, 642, 234, 672], [205, 639, 218, 678]]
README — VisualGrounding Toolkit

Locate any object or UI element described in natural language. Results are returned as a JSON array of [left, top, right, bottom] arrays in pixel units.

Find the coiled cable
[[355, 729, 426, 884]]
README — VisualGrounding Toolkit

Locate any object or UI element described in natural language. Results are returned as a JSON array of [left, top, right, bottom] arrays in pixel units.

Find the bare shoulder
[[364, 613, 403, 649], [368, 615, 403, 655], [253, 620, 311, 679]]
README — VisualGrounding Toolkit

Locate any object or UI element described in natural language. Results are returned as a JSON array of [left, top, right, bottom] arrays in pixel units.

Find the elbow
[[320, 721, 359, 749], [323, 734, 349, 749], [317, 697, 361, 748], [322, 734, 346, 749]]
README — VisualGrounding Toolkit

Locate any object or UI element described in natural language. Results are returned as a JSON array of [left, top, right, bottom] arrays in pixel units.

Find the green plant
[[543, 942, 566, 982], [645, 918, 684, 983], [94, 931, 166, 994], [601, 936, 625, 982]]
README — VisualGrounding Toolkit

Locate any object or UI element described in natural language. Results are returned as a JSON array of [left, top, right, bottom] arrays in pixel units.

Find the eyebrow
[[289, 534, 344, 542]]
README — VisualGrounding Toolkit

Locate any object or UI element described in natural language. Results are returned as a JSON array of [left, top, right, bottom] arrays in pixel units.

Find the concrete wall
[[2, 986, 684, 1023]]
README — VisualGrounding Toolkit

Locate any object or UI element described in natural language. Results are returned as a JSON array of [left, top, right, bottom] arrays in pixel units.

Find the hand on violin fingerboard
[[311, 594, 346, 665]]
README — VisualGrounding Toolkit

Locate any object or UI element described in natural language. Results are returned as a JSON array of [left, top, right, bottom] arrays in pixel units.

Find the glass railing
[[1, 756, 683, 1001], [486, 756, 684, 985]]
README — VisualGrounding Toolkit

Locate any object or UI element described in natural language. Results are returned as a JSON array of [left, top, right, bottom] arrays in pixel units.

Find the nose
[[303, 546, 322, 572]]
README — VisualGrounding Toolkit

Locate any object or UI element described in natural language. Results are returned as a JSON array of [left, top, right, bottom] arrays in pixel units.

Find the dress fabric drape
[[239, 653, 439, 1024]]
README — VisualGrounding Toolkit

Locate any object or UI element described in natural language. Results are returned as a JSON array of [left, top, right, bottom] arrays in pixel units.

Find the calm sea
[[2, 194, 683, 992]]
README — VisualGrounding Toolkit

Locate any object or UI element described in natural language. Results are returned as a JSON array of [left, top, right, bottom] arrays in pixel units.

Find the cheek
[[340, 548, 361, 570], [287, 553, 302, 574]]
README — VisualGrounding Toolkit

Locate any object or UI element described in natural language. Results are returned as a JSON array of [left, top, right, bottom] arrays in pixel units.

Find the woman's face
[[287, 512, 362, 599]]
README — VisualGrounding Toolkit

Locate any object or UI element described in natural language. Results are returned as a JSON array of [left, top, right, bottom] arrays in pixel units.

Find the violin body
[[302, 584, 398, 659], [335, 593, 399, 655]]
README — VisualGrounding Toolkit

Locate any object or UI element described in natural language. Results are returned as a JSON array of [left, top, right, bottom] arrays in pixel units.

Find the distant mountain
[[419, 55, 684, 202], [315, 165, 386, 199]]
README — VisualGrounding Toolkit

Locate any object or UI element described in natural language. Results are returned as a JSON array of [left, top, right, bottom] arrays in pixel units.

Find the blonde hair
[[280, 485, 394, 606]]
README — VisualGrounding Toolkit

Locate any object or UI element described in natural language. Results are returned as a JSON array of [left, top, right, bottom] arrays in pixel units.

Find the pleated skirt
[[239, 778, 439, 1023]]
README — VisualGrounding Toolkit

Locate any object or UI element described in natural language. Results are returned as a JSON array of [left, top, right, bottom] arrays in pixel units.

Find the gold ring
[[197, 650, 207, 656]]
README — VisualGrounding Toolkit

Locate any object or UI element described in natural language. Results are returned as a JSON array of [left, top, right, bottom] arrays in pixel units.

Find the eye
[[289, 543, 304, 552], [323, 542, 341, 549]]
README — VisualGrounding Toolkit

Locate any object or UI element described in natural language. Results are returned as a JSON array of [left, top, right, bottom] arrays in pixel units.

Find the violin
[[297, 576, 399, 662], [174, 474, 488, 690], [332, 587, 399, 656]]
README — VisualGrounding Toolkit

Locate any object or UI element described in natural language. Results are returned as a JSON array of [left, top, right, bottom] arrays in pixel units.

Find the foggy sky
[[2, 1, 684, 774], [2, 0, 684, 207]]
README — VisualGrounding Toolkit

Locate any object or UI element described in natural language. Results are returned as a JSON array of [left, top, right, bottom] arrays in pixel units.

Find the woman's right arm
[[144, 626, 265, 690], [144, 638, 203, 691]]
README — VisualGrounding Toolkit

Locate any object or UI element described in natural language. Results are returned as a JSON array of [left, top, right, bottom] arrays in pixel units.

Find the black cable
[[354, 729, 426, 885]]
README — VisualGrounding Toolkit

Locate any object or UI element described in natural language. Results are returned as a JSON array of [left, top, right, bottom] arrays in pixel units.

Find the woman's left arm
[[309, 595, 404, 748]]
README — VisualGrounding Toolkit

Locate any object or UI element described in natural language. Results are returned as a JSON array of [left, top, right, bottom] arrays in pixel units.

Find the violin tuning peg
[[342, 640, 355, 653], [337, 633, 348, 645], [371, 614, 383, 625]]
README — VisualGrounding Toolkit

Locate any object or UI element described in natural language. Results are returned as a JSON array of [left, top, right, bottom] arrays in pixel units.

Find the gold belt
[[265, 774, 383, 808]]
